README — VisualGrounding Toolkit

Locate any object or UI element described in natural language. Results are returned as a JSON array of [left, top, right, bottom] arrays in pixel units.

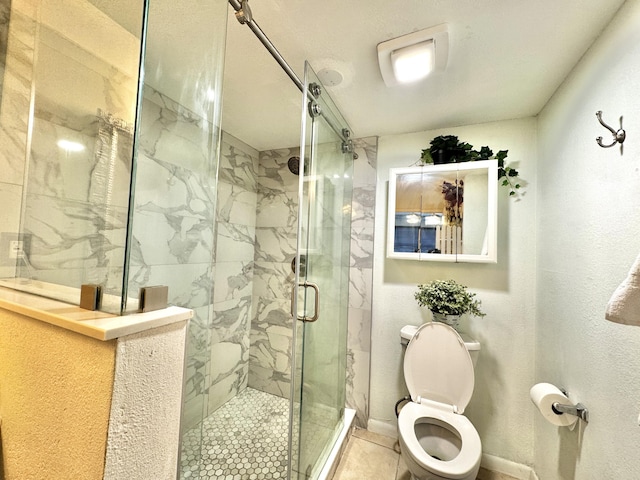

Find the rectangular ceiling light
[[378, 24, 449, 87], [391, 39, 434, 84]]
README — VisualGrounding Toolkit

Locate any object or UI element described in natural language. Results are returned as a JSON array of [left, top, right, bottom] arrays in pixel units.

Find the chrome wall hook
[[596, 111, 626, 154]]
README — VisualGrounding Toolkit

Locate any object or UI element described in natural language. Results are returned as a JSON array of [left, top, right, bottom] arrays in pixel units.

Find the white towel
[[606, 253, 640, 325]]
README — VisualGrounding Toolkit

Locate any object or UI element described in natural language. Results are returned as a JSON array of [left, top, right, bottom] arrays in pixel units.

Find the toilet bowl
[[398, 322, 482, 480]]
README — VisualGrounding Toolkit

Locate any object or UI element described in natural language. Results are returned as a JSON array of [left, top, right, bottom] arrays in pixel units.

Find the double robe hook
[[596, 111, 626, 154]]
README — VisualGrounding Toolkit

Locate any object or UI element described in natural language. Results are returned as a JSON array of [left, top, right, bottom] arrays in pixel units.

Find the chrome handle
[[290, 282, 320, 322]]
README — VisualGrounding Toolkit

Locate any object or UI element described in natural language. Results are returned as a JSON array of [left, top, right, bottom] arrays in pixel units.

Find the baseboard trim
[[481, 453, 538, 480], [366, 418, 398, 439]]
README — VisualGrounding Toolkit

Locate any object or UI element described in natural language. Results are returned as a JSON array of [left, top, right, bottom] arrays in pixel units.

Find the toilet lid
[[404, 322, 474, 414]]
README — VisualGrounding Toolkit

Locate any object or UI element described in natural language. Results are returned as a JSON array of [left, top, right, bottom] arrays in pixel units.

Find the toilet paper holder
[[553, 389, 589, 423]]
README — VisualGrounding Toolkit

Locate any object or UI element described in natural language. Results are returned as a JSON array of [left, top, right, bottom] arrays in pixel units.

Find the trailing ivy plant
[[420, 135, 522, 196]]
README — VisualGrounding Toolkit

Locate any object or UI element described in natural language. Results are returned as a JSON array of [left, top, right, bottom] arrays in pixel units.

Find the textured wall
[[0, 307, 116, 480], [535, 0, 640, 478], [103, 321, 188, 480], [369, 118, 537, 466]]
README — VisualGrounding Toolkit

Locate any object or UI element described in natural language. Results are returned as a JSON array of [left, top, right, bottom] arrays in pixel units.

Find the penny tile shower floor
[[181, 388, 290, 479]]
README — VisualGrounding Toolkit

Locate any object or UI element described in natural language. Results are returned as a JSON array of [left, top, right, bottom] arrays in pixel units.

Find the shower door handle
[[290, 282, 320, 322]]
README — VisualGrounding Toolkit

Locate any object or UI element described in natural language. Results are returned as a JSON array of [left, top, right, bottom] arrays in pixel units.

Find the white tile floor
[[331, 428, 520, 480], [180, 388, 289, 479]]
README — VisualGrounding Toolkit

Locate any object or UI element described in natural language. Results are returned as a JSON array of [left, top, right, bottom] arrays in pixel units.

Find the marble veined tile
[[134, 153, 217, 218], [350, 227, 374, 269], [258, 147, 300, 193], [251, 296, 293, 330], [352, 152, 377, 189], [347, 308, 372, 353], [255, 189, 298, 228], [186, 305, 213, 356], [210, 295, 252, 344], [219, 132, 258, 192], [353, 136, 378, 170], [212, 261, 254, 303], [254, 227, 297, 263], [215, 222, 256, 263], [0, 11, 35, 186], [252, 261, 295, 301], [126, 262, 213, 310], [348, 267, 373, 310], [183, 349, 209, 422], [23, 194, 127, 270], [207, 358, 249, 415], [27, 116, 133, 211], [216, 181, 258, 226], [0, 182, 22, 236], [29, 267, 123, 301], [248, 332, 292, 399], [347, 348, 371, 429], [209, 333, 250, 386], [130, 209, 214, 266], [351, 185, 376, 227], [138, 90, 215, 175]]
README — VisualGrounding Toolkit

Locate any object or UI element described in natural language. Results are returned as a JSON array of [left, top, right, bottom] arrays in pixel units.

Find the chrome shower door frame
[[289, 61, 354, 480]]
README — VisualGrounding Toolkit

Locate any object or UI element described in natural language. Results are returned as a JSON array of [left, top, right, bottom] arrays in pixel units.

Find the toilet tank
[[400, 324, 481, 366]]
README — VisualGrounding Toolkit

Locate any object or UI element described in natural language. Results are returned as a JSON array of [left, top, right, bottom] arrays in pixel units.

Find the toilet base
[[399, 438, 480, 480]]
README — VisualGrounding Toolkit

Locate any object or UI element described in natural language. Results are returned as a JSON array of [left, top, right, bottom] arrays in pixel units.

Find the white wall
[[369, 118, 538, 466], [536, 0, 640, 478]]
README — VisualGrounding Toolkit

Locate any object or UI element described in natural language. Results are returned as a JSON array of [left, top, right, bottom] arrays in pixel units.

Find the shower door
[[290, 62, 354, 479]]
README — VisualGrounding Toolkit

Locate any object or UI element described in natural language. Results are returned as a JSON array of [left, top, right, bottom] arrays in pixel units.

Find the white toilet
[[398, 322, 482, 480]]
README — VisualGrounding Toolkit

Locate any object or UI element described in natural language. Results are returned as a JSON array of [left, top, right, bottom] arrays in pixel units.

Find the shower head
[[288, 156, 301, 175]]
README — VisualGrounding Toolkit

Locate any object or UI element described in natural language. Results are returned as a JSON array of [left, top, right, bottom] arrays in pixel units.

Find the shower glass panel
[[0, 0, 228, 471], [130, 1, 228, 478], [0, 0, 144, 311], [291, 62, 353, 479]]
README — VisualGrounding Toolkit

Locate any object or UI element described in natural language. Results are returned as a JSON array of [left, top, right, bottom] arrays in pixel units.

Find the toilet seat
[[404, 322, 474, 414], [399, 322, 481, 479], [398, 401, 481, 478]]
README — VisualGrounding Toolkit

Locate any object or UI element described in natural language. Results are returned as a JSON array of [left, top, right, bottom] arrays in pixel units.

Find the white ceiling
[[222, 0, 627, 151]]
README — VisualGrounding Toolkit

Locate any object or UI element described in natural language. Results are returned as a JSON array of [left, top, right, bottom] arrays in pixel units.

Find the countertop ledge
[[0, 286, 193, 341]]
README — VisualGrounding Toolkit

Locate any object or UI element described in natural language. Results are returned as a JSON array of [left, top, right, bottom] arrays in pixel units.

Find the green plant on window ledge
[[420, 134, 522, 196]]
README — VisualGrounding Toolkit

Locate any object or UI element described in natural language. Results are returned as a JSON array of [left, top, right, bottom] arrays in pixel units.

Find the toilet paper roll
[[529, 383, 578, 427]]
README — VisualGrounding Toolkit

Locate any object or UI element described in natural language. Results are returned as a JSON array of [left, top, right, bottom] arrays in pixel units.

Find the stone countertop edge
[[0, 286, 193, 341]]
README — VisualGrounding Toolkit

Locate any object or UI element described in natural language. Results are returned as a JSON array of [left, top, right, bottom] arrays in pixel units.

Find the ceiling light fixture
[[377, 24, 449, 87], [406, 214, 421, 224], [57, 139, 85, 152]]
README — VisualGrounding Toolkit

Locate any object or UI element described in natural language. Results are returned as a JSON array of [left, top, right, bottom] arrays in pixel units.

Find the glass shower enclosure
[[0, 1, 354, 478], [0, 0, 227, 315], [291, 62, 353, 479]]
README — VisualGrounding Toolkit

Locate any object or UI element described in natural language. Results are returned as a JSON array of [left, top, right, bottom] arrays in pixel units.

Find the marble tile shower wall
[[249, 138, 377, 428], [207, 132, 259, 415], [126, 88, 219, 431], [22, 112, 132, 295], [348, 137, 377, 428], [0, 2, 36, 278], [249, 146, 300, 398], [0, 6, 140, 300], [130, 89, 259, 430]]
